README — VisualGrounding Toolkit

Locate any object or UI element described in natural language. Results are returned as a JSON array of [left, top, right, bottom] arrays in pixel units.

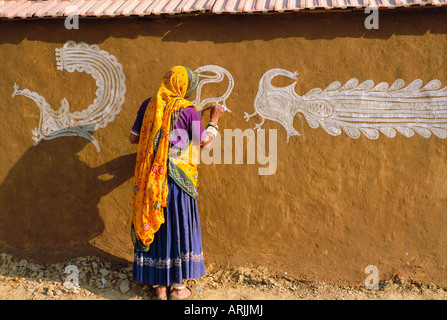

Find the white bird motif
[[193, 65, 234, 115], [12, 41, 126, 152], [245, 68, 447, 142]]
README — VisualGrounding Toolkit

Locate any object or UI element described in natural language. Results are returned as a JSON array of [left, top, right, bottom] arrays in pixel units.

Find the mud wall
[[0, 8, 446, 286]]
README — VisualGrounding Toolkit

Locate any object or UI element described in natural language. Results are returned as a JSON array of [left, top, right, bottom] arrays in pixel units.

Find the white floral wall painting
[[244, 68, 447, 142], [12, 41, 127, 152], [12, 51, 233, 152], [193, 65, 234, 115]]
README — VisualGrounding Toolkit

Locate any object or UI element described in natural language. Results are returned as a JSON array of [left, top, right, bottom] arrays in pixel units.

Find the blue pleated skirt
[[132, 176, 206, 286]]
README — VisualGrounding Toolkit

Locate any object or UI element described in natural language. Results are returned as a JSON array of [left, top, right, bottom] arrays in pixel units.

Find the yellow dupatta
[[131, 66, 199, 251]]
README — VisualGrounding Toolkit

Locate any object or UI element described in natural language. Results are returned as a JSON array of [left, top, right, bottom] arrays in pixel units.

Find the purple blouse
[[132, 98, 206, 148]]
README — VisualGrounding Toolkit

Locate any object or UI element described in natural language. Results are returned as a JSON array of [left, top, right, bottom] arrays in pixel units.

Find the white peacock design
[[193, 64, 234, 115], [12, 41, 127, 152], [245, 68, 447, 142], [11, 41, 234, 152]]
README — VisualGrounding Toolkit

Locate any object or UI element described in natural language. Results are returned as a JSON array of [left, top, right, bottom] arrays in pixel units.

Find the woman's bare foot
[[171, 284, 191, 299], [154, 285, 168, 299]]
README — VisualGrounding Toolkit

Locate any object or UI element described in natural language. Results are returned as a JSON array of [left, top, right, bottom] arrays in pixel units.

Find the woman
[[129, 66, 224, 300]]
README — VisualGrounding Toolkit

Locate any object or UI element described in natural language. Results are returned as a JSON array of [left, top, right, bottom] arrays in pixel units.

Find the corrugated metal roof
[[0, 0, 445, 19]]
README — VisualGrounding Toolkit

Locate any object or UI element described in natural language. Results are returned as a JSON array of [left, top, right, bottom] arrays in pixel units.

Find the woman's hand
[[210, 103, 225, 125], [129, 133, 139, 144]]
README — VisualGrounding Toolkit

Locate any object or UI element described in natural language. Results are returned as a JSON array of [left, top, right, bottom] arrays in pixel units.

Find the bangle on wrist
[[205, 126, 218, 138], [207, 122, 218, 130]]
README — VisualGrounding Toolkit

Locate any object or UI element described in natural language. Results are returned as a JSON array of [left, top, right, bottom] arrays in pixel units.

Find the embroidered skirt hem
[[132, 176, 206, 286]]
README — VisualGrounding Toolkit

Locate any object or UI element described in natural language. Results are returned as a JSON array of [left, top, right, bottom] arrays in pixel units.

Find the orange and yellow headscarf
[[131, 66, 199, 252]]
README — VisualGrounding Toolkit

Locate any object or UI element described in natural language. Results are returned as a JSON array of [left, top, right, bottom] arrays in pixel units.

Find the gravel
[[0, 252, 446, 300]]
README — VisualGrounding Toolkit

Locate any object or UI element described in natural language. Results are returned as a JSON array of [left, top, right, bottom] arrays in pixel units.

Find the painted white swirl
[[193, 65, 234, 114], [12, 41, 126, 152], [245, 68, 447, 141]]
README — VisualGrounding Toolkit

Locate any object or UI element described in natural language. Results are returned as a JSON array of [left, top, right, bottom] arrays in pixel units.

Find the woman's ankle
[[172, 284, 191, 298], [155, 285, 167, 297]]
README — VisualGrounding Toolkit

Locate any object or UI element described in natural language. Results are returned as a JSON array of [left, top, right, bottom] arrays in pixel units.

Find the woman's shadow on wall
[[0, 133, 136, 265]]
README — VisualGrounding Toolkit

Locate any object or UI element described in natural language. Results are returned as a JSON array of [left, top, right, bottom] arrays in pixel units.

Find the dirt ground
[[0, 252, 446, 301]]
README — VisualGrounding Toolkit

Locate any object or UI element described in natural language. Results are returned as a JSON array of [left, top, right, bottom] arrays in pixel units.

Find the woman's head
[[161, 66, 198, 100]]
